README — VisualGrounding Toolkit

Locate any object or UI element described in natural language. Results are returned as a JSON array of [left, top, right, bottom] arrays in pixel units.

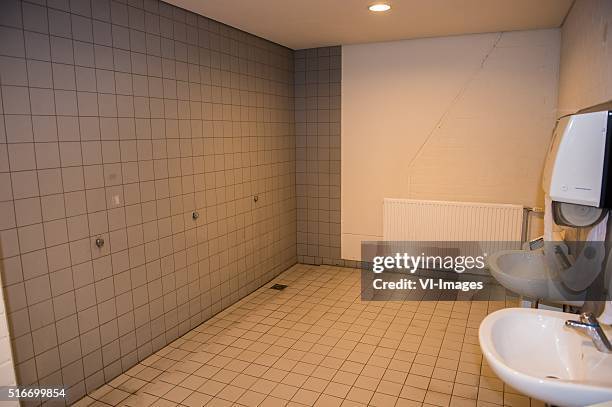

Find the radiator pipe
[[522, 206, 544, 246]]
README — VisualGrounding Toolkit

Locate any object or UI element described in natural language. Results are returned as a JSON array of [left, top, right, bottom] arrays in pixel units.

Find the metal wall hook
[[95, 237, 105, 248], [253, 195, 259, 203], [192, 211, 199, 220]]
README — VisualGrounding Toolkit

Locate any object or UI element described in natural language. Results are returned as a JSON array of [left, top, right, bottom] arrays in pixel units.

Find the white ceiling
[[162, 0, 574, 50]]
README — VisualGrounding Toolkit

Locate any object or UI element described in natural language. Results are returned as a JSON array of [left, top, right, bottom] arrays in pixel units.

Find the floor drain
[[270, 284, 288, 290]]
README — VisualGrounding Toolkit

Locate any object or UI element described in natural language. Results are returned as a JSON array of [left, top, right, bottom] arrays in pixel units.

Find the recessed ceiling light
[[369, 3, 391, 12]]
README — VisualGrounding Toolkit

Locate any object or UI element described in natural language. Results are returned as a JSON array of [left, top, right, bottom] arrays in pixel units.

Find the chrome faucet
[[527, 236, 544, 250], [565, 312, 612, 353]]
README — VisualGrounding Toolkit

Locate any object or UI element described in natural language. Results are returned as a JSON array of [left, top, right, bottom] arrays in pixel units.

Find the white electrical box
[[542, 111, 612, 208]]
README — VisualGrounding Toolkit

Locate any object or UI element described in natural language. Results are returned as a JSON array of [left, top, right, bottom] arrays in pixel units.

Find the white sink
[[479, 308, 612, 407], [487, 249, 585, 304]]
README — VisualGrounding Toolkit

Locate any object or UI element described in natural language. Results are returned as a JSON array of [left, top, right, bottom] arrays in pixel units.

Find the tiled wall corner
[[0, 0, 296, 403], [294, 46, 345, 267]]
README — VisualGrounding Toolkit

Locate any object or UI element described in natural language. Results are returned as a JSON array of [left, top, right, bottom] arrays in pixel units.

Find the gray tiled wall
[[0, 0, 296, 403], [295, 47, 346, 267]]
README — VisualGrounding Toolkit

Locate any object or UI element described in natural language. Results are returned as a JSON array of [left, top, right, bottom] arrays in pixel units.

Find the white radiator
[[383, 199, 524, 264]]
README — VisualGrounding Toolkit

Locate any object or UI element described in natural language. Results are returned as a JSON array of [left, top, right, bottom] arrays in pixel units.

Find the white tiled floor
[[74, 264, 541, 407]]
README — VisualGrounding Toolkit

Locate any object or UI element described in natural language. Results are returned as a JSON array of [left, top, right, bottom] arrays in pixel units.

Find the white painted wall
[[341, 30, 560, 260], [558, 0, 612, 116]]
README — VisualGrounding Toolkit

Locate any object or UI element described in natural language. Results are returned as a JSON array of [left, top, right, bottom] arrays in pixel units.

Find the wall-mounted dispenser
[[539, 110, 612, 315], [542, 111, 612, 227]]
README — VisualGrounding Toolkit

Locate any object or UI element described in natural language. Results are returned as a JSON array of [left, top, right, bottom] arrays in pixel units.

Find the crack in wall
[[405, 32, 503, 195]]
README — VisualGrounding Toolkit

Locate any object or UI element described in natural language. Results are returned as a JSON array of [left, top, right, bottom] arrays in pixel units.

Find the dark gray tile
[[28, 300, 55, 329], [50, 36, 74, 64], [51, 63, 76, 90], [72, 15, 94, 43], [56, 314, 79, 344], [92, 0, 112, 22], [80, 330, 102, 357], [130, 29, 146, 54], [30, 88, 56, 115], [110, 1, 129, 27], [23, 2, 49, 34], [113, 48, 132, 72], [84, 368, 104, 393], [0, 56, 28, 86], [53, 292, 77, 320], [48, 0, 70, 12], [21, 249, 48, 280], [75, 66, 97, 92], [32, 324, 58, 355], [75, 284, 96, 311], [128, 6, 145, 31], [99, 319, 118, 345], [4, 283, 27, 312], [73, 40, 95, 67], [0, 0, 23, 28], [12, 334, 34, 363], [50, 268, 75, 297], [62, 359, 84, 388], [24, 275, 52, 305], [1, 28, 26, 58], [7, 308, 30, 338], [70, 0, 92, 17], [145, 12, 160, 36], [54, 90, 78, 116], [27, 60, 53, 88], [58, 337, 82, 366], [92, 20, 112, 46], [15, 359, 38, 386], [97, 298, 116, 324], [1, 85, 30, 114], [101, 339, 120, 365], [94, 45, 114, 70], [95, 69, 115, 93], [95, 277, 115, 303], [77, 91, 99, 116], [112, 24, 130, 50], [78, 306, 99, 333], [115, 72, 133, 95], [48, 9, 72, 38], [35, 347, 61, 378]]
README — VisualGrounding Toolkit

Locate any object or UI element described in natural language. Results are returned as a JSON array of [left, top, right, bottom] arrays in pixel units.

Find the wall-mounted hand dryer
[[542, 110, 612, 226], [543, 110, 612, 207]]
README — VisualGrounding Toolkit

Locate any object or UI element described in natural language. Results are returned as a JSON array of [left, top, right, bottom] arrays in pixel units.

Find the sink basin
[[479, 308, 612, 407], [487, 250, 550, 298], [487, 249, 585, 305]]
